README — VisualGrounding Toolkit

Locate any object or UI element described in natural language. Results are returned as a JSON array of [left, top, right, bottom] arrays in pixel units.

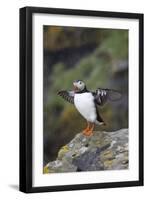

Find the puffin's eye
[[79, 81, 81, 84]]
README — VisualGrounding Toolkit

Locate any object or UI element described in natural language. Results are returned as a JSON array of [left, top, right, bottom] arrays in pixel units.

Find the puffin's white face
[[73, 80, 85, 92]]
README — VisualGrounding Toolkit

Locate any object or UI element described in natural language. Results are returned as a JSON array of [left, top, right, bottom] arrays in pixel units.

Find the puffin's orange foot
[[82, 128, 89, 135], [82, 122, 94, 136], [83, 130, 93, 137]]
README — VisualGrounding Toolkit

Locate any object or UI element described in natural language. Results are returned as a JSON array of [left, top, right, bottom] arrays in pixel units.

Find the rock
[[44, 129, 128, 173]]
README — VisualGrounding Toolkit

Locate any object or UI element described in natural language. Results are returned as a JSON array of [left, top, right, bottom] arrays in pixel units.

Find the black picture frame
[[19, 6, 144, 193]]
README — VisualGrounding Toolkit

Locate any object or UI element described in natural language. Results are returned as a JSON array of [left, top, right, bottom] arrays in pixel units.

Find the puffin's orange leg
[[82, 122, 90, 135], [84, 123, 95, 136]]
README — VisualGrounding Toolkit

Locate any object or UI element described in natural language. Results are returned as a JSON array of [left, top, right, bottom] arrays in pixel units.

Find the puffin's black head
[[73, 80, 86, 92]]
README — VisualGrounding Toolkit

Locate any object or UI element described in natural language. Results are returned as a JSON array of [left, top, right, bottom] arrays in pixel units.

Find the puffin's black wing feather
[[93, 88, 122, 106], [58, 90, 75, 104]]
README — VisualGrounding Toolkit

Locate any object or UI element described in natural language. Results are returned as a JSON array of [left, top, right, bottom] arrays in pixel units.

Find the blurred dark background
[[43, 26, 128, 166]]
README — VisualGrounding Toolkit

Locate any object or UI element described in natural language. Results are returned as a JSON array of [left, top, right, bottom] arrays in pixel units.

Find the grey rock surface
[[43, 129, 128, 173]]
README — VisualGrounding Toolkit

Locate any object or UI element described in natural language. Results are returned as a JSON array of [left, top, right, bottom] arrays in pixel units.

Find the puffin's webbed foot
[[83, 130, 93, 136], [82, 122, 94, 137], [82, 128, 90, 135], [82, 122, 90, 135]]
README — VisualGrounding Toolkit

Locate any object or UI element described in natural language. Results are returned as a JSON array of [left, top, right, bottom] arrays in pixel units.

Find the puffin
[[58, 80, 121, 136]]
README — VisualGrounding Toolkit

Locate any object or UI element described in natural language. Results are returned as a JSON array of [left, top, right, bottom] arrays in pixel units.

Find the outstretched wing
[[93, 88, 122, 106], [58, 90, 75, 104]]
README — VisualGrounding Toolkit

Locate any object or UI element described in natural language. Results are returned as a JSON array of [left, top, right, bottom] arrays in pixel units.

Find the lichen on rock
[[43, 128, 128, 173]]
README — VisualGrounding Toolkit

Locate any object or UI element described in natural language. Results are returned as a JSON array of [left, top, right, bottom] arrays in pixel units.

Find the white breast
[[74, 92, 97, 123]]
